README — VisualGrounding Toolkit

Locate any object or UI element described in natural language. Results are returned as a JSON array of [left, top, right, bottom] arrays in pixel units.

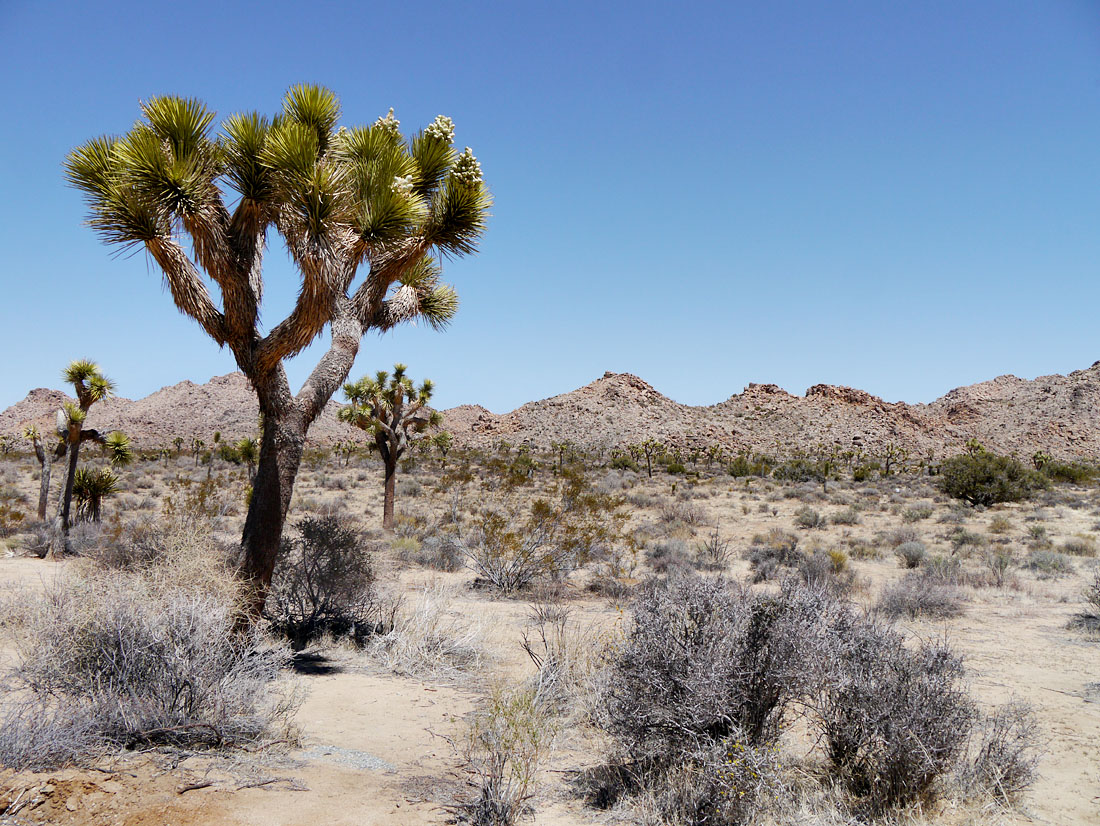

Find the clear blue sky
[[2, 1, 1099, 413]]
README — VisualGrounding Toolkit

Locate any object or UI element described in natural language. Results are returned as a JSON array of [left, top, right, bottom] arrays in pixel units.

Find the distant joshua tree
[[66, 86, 489, 618], [339, 365, 440, 531], [73, 467, 120, 523], [432, 431, 453, 464], [236, 437, 259, 480], [51, 360, 133, 554]]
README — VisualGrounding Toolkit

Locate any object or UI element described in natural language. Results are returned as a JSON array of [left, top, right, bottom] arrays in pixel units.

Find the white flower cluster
[[452, 147, 482, 186], [374, 107, 401, 137], [424, 114, 455, 143], [391, 174, 414, 194]]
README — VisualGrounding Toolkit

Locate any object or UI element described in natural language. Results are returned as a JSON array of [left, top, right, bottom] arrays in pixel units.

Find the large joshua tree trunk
[[237, 337, 360, 618], [382, 455, 397, 532], [31, 441, 52, 521], [238, 391, 308, 619], [50, 439, 82, 556]]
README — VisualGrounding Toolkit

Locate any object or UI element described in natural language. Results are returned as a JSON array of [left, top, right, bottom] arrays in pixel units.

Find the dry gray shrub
[[1024, 549, 1072, 579], [1069, 568, 1100, 633], [746, 529, 802, 582], [601, 578, 836, 763], [962, 701, 1041, 804], [520, 601, 602, 720], [877, 574, 965, 620], [632, 734, 781, 826], [370, 584, 484, 678], [694, 524, 732, 570], [807, 613, 975, 814], [0, 571, 293, 769]]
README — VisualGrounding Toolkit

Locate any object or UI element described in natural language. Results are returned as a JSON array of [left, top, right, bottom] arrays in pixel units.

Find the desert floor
[[0, 452, 1097, 825]]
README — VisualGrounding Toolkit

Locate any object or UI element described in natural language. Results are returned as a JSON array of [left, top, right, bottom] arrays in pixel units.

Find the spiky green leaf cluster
[[67, 86, 490, 343], [104, 431, 134, 467]]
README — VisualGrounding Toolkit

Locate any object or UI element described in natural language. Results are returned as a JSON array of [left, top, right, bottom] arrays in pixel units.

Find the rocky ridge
[[2, 364, 1099, 459]]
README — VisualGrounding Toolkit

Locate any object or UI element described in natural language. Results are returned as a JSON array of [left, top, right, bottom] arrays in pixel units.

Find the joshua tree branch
[[146, 237, 227, 345], [295, 297, 364, 423]]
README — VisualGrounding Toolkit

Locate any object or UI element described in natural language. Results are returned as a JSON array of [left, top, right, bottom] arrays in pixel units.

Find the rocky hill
[[2, 364, 1099, 459]]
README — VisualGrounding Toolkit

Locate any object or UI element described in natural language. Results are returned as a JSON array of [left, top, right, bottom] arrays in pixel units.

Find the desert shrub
[[852, 463, 878, 482], [694, 525, 732, 571], [746, 529, 804, 582], [887, 526, 920, 547], [922, 554, 964, 586], [455, 685, 554, 826], [633, 734, 781, 826], [609, 454, 640, 472], [809, 614, 975, 813], [793, 505, 823, 529], [799, 550, 856, 597], [397, 534, 465, 572], [939, 450, 1047, 507], [17, 520, 51, 559], [773, 458, 823, 484], [877, 574, 964, 620], [1040, 460, 1096, 485], [646, 538, 695, 575], [902, 505, 934, 523], [265, 516, 391, 650], [1026, 523, 1051, 548], [1023, 549, 1073, 579], [461, 480, 630, 593], [370, 584, 484, 677], [0, 572, 290, 769], [657, 501, 705, 527], [397, 477, 423, 498], [962, 702, 1040, 804], [950, 527, 988, 553], [982, 549, 1015, 588], [601, 578, 835, 764], [894, 540, 927, 569], [988, 514, 1014, 534], [521, 603, 600, 719], [0, 485, 27, 538], [831, 506, 860, 526], [846, 540, 881, 560], [1069, 569, 1100, 633], [1062, 535, 1097, 557], [727, 452, 772, 478]]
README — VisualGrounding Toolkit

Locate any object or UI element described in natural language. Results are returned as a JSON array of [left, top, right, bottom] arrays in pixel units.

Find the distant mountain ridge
[[2, 364, 1099, 459]]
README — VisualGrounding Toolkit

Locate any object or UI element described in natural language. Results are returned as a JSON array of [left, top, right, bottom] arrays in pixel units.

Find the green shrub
[[265, 516, 390, 650], [1040, 460, 1096, 485], [938, 449, 1047, 506]]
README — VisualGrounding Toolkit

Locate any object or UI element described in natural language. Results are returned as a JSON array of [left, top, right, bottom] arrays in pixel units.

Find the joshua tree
[[629, 439, 666, 478], [236, 437, 259, 481], [339, 365, 441, 530], [172, 436, 184, 455], [23, 426, 65, 520], [50, 360, 133, 554], [72, 466, 120, 523], [67, 86, 489, 616], [432, 431, 453, 464]]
